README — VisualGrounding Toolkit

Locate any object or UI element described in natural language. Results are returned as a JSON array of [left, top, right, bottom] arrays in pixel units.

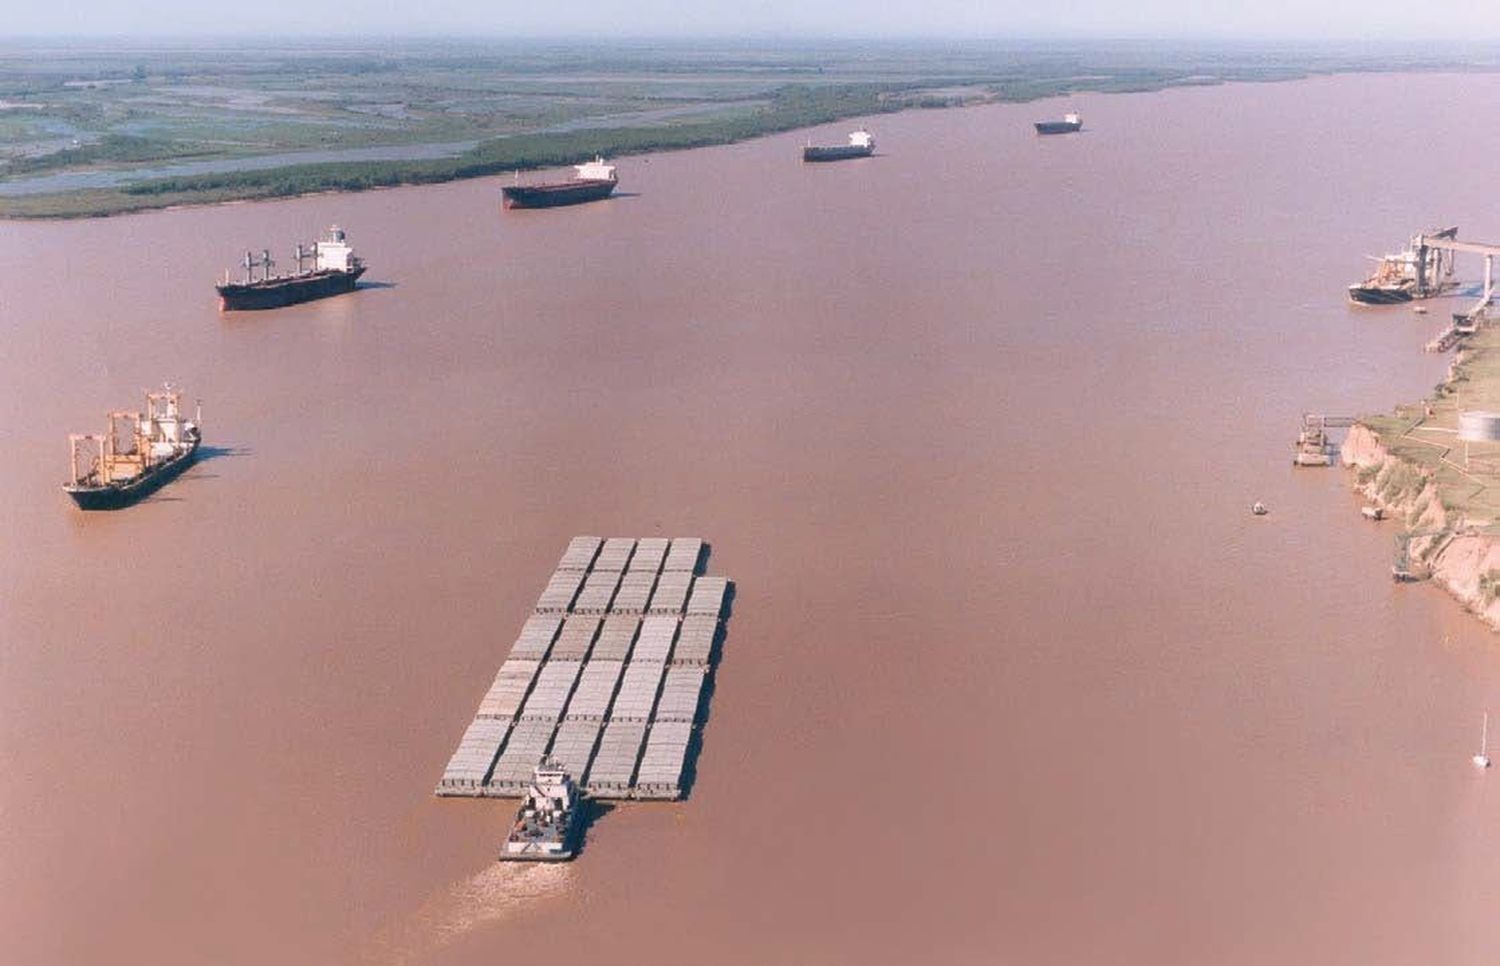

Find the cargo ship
[[502, 158, 618, 209], [802, 129, 874, 162], [499, 761, 584, 862], [63, 385, 200, 510], [1034, 113, 1083, 135], [216, 226, 365, 311], [1348, 227, 1458, 305]]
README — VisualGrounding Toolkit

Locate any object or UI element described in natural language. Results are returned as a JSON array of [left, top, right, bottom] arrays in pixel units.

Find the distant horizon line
[[4, 33, 1500, 46]]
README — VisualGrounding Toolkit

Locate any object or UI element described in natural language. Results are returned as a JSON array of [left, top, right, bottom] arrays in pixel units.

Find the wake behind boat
[[63, 385, 200, 510], [502, 157, 618, 209]]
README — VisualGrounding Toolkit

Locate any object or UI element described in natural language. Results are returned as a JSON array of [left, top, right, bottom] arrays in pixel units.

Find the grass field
[[1361, 323, 1500, 524], [3, 38, 1498, 218]]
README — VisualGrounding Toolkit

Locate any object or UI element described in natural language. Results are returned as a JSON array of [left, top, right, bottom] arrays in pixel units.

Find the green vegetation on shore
[[5, 39, 1500, 218], [1358, 324, 1500, 524]]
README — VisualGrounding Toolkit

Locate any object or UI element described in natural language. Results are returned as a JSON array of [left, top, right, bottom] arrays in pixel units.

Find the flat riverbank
[[5, 39, 1499, 219]]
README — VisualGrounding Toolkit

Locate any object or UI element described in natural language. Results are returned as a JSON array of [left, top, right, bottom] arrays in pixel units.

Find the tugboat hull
[[217, 267, 365, 311], [1035, 120, 1084, 135], [63, 435, 200, 510]]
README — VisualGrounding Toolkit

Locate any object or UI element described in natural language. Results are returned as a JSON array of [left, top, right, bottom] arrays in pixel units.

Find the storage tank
[[1459, 411, 1500, 442]]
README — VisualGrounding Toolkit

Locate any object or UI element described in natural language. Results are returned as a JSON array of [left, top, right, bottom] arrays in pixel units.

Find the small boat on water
[[1348, 227, 1457, 305], [1034, 113, 1083, 135], [499, 760, 585, 861], [63, 385, 200, 510], [1475, 712, 1491, 770], [802, 130, 875, 162], [1361, 505, 1386, 521], [1251, 501, 1269, 516], [502, 157, 618, 209]]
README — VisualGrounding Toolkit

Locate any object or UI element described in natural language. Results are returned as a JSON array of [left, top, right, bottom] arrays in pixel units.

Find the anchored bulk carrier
[[216, 226, 365, 311], [1348, 227, 1459, 305], [1034, 113, 1083, 135], [499, 761, 585, 862], [63, 385, 200, 510], [802, 129, 874, 162], [502, 158, 618, 209]]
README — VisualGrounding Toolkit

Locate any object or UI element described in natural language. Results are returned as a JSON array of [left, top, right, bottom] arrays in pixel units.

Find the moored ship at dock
[[499, 761, 585, 862], [1034, 113, 1083, 135], [501, 157, 618, 209], [216, 226, 366, 311], [63, 385, 200, 510], [1348, 227, 1458, 304], [802, 129, 874, 162]]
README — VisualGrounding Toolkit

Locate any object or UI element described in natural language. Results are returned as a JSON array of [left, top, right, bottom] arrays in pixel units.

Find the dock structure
[[1294, 414, 1356, 467], [1415, 231, 1500, 317], [436, 536, 731, 801]]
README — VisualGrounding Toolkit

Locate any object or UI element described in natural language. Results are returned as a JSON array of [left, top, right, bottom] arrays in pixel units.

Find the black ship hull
[[502, 180, 617, 209], [1034, 121, 1083, 135], [802, 145, 874, 162], [217, 267, 365, 311], [1348, 286, 1415, 305], [64, 434, 200, 510]]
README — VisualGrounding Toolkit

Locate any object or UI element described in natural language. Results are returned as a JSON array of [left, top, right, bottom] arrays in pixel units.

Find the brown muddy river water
[[5, 72, 1500, 965]]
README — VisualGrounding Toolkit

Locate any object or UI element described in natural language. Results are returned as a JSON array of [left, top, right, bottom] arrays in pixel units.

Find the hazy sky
[[10, 0, 1500, 39]]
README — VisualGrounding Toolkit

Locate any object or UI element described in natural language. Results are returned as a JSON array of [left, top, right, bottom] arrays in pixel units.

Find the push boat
[[216, 225, 365, 311], [499, 761, 585, 862], [802, 130, 875, 162], [501, 158, 618, 209], [1348, 227, 1457, 305], [63, 385, 200, 510]]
